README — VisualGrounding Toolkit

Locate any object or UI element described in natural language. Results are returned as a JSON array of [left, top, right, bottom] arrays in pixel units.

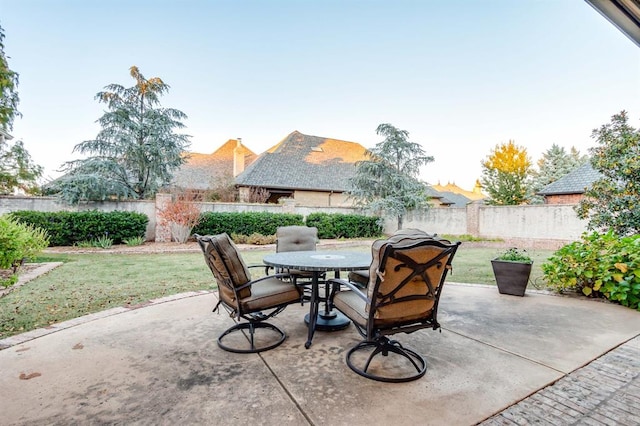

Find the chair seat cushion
[[334, 289, 435, 329], [239, 277, 300, 313], [333, 290, 368, 328]]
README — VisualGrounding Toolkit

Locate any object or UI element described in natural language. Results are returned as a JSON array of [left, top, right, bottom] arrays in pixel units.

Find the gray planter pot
[[490, 259, 533, 297]]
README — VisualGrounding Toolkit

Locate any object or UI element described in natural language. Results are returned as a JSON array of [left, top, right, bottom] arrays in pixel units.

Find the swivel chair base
[[218, 322, 287, 354], [345, 336, 427, 383]]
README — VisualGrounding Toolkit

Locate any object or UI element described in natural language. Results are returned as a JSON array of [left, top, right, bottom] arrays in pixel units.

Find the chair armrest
[[235, 272, 294, 292], [248, 263, 273, 276], [328, 278, 369, 303]]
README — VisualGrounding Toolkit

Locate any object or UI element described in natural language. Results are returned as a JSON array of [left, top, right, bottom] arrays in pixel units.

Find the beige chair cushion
[[201, 234, 252, 301], [276, 226, 319, 280], [346, 229, 438, 290], [276, 226, 318, 252], [239, 277, 301, 313], [333, 290, 368, 328], [365, 237, 454, 325]]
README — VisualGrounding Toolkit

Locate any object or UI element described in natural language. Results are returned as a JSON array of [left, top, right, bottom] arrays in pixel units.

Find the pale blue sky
[[2, 0, 639, 190]]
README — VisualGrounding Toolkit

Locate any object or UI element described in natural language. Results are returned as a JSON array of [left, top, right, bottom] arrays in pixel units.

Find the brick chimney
[[233, 138, 245, 176]]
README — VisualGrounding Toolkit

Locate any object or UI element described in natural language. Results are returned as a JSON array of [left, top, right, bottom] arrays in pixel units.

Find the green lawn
[[0, 245, 555, 339]]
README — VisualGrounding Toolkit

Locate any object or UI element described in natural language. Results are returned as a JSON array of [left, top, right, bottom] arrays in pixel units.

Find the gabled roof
[[436, 191, 471, 207], [431, 181, 486, 201], [538, 162, 602, 196], [172, 139, 256, 190], [235, 131, 368, 192]]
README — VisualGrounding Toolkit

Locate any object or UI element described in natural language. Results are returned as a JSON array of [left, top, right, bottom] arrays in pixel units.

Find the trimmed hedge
[[9, 210, 148, 246], [306, 212, 382, 239], [193, 211, 383, 239], [193, 212, 304, 236]]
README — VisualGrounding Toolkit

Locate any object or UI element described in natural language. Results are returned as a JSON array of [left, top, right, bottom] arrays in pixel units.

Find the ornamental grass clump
[[542, 231, 640, 311]]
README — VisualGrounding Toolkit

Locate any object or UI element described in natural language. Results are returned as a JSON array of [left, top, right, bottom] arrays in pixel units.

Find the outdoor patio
[[1, 283, 638, 425]]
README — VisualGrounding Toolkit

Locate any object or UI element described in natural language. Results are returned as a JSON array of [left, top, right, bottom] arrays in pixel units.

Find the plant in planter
[[491, 248, 533, 296]]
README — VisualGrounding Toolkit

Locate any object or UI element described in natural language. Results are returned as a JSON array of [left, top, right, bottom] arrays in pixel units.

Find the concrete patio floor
[[1, 284, 639, 425]]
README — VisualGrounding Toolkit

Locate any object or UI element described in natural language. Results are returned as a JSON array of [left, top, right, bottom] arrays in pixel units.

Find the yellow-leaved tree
[[480, 140, 533, 205]]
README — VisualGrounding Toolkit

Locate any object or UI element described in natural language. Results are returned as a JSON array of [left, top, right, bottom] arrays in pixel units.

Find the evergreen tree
[[53, 66, 190, 203], [0, 23, 42, 194], [530, 144, 587, 202], [481, 140, 533, 205], [348, 123, 433, 229], [0, 23, 20, 131], [576, 111, 640, 235]]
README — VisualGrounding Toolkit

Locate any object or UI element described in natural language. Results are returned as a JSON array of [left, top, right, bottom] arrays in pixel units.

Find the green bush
[[194, 212, 303, 236], [305, 212, 382, 239], [231, 233, 277, 245], [9, 210, 148, 246], [542, 231, 640, 311], [0, 214, 49, 287]]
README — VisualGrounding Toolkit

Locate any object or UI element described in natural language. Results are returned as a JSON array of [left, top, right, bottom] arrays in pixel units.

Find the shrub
[[0, 214, 49, 287], [194, 212, 303, 236], [158, 195, 201, 243], [305, 212, 382, 239], [9, 210, 148, 246], [542, 231, 640, 311], [231, 233, 276, 245]]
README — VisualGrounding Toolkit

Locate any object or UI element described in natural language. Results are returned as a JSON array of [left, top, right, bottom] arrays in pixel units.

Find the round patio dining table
[[263, 250, 371, 349]]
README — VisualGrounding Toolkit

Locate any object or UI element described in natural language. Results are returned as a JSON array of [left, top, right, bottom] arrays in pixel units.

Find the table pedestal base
[[305, 311, 350, 331]]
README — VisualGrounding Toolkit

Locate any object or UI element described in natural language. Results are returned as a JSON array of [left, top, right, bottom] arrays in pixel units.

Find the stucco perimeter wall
[[477, 204, 588, 248], [384, 207, 468, 236], [2, 195, 588, 247]]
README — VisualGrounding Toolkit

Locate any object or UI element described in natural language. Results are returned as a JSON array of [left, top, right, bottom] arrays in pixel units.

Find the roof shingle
[[235, 131, 368, 192], [538, 162, 602, 195]]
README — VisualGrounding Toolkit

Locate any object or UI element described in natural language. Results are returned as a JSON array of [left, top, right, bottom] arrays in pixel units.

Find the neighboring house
[[174, 131, 478, 209], [235, 131, 368, 207], [431, 180, 486, 202], [172, 138, 257, 194], [537, 162, 602, 204], [432, 190, 471, 208]]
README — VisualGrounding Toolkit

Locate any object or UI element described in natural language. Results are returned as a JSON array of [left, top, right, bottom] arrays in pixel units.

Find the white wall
[[1, 195, 588, 247], [384, 208, 468, 235], [478, 205, 588, 241]]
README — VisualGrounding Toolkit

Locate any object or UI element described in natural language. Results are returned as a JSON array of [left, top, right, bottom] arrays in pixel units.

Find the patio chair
[[196, 233, 302, 353], [275, 225, 323, 299], [347, 228, 437, 289], [329, 235, 460, 382]]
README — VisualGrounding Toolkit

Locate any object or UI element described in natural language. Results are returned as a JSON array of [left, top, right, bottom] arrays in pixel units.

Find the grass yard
[[0, 245, 555, 339]]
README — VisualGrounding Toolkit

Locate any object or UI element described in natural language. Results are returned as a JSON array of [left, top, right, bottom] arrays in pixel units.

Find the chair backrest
[[387, 228, 436, 244], [276, 226, 318, 252], [196, 233, 252, 302], [365, 236, 460, 330]]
